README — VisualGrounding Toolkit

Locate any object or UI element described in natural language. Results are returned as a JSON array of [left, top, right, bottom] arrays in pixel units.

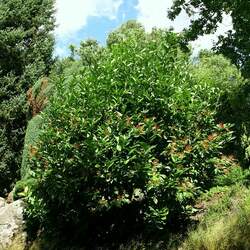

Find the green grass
[[180, 184, 250, 250]]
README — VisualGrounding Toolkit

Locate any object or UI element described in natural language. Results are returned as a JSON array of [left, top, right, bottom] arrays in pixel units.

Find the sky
[[54, 0, 233, 57]]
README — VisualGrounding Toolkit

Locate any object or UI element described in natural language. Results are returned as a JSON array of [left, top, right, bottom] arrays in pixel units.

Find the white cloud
[[136, 0, 232, 52], [54, 0, 232, 56], [136, 0, 190, 32], [55, 0, 123, 37], [54, 45, 67, 57], [191, 14, 232, 55]]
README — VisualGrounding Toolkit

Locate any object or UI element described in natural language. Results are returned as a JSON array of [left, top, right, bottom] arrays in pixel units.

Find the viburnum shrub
[[25, 22, 234, 242]]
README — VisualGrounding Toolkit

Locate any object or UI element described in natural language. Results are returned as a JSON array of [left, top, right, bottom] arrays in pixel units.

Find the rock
[[6, 191, 14, 204], [0, 198, 5, 208], [0, 199, 26, 250]]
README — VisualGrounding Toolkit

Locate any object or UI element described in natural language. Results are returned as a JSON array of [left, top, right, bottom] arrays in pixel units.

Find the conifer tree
[[0, 0, 55, 195]]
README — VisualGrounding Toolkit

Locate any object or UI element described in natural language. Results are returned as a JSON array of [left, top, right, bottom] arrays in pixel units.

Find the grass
[[179, 184, 250, 250]]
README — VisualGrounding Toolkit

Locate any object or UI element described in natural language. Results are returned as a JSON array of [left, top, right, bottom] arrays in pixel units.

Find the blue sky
[[55, 0, 232, 57]]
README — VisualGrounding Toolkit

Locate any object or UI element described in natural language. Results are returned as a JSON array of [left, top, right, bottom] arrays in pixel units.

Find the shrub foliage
[[25, 23, 235, 244]]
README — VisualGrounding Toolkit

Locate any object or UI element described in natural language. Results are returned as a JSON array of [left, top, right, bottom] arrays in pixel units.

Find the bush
[[21, 115, 44, 180], [191, 51, 244, 109], [191, 51, 250, 168], [14, 77, 53, 199], [25, 23, 234, 245], [221, 80, 250, 166]]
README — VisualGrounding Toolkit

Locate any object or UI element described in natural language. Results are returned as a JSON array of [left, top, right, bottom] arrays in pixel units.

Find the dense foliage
[[0, 0, 55, 196], [169, 0, 250, 78], [21, 23, 240, 246], [190, 51, 250, 166]]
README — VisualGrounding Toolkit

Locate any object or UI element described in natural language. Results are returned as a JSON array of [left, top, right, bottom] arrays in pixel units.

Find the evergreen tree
[[0, 0, 55, 196]]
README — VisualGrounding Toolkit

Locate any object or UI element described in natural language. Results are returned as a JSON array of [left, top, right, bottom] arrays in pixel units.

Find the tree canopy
[[169, 0, 250, 78]]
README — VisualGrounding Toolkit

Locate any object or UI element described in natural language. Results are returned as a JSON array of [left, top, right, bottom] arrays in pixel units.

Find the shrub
[[21, 115, 44, 180], [27, 77, 53, 117], [191, 51, 244, 109], [220, 80, 250, 166], [191, 51, 250, 167], [25, 23, 234, 245], [14, 78, 53, 199]]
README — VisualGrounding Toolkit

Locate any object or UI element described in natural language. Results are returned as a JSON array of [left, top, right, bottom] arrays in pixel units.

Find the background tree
[[169, 0, 250, 78], [0, 0, 55, 196], [79, 39, 103, 67]]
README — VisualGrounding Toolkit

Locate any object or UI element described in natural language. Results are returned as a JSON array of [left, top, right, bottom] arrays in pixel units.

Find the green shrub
[[15, 78, 53, 200], [25, 23, 234, 245], [191, 52, 244, 109], [221, 80, 250, 166], [21, 115, 43, 179], [215, 164, 250, 187], [191, 51, 250, 168]]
